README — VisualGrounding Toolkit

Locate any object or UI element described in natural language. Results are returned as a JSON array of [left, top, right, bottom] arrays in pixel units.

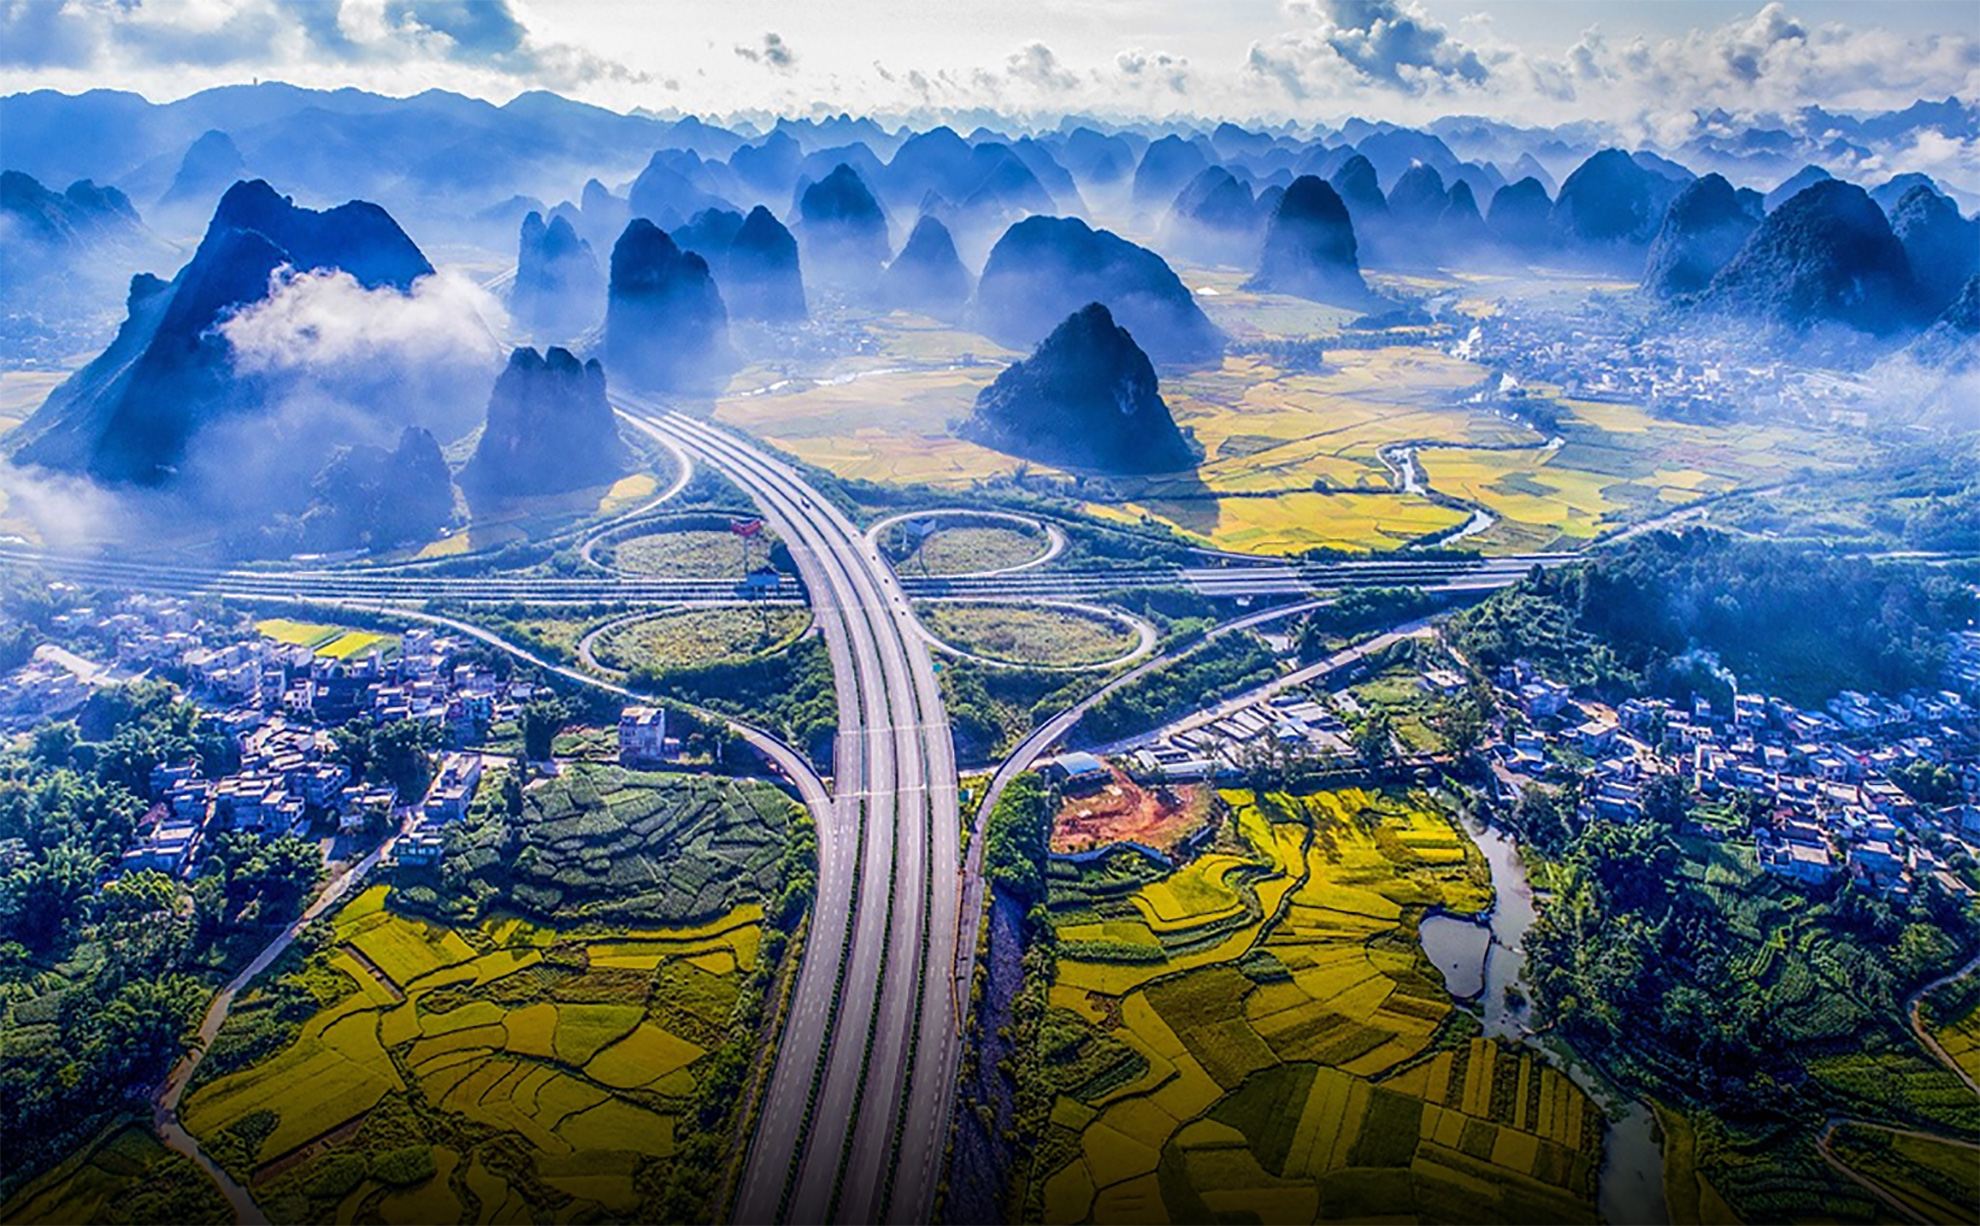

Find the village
[[0, 592, 681, 888], [1045, 621, 1980, 905]]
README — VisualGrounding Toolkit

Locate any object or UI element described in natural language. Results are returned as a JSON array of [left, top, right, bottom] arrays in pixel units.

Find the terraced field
[[179, 887, 765, 1223], [171, 765, 808, 1224], [0, 1125, 231, 1226], [1023, 788, 1604, 1224]]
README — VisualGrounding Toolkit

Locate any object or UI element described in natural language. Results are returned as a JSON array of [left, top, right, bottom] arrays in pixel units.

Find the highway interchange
[[1, 409, 1581, 1225]]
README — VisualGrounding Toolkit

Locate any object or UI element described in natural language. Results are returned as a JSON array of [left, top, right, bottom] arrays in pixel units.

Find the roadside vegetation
[[1080, 633, 1280, 744], [920, 603, 1138, 668], [886, 524, 1047, 575], [591, 608, 811, 673]]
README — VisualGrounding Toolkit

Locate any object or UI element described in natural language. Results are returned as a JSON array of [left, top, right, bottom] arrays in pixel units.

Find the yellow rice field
[[1031, 788, 1601, 1224], [179, 887, 762, 1222]]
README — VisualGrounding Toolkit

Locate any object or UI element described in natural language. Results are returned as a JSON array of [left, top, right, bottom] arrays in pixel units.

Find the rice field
[[0, 1124, 231, 1226], [917, 603, 1139, 668], [257, 618, 397, 659], [179, 885, 765, 1223], [705, 310, 1861, 557], [1028, 787, 1602, 1224], [590, 607, 810, 672]]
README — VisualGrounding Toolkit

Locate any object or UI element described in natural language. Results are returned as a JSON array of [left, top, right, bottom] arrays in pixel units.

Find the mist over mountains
[[2, 81, 1976, 557]]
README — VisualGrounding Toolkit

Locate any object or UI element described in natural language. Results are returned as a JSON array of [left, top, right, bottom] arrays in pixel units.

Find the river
[[1423, 810, 1672, 1226]]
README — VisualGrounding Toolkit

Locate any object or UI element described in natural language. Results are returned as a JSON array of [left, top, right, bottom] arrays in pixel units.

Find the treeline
[[1080, 633, 1279, 744], [632, 637, 837, 766], [1447, 530, 1976, 703], [0, 682, 325, 1198]]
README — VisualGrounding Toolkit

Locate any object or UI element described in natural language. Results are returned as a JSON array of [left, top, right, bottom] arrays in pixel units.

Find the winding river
[[1420, 812, 1671, 1225]]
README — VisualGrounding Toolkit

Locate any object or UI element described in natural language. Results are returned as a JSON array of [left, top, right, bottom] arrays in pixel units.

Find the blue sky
[[1, 0, 1974, 133]]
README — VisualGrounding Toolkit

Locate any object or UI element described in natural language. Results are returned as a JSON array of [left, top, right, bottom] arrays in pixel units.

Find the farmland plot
[[1022, 787, 1604, 1224]]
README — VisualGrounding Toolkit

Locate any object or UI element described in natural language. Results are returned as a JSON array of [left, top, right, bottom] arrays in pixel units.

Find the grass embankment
[[919, 603, 1137, 668]]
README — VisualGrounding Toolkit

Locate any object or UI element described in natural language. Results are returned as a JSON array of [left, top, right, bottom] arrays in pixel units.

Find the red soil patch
[[1049, 766, 1210, 856]]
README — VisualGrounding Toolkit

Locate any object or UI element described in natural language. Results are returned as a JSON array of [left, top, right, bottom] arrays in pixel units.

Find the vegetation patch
[[886, 523, 1047, 575], [919, 603, 1138, 668], [592, 607, 811, 673], [604, 527, 776, 579]]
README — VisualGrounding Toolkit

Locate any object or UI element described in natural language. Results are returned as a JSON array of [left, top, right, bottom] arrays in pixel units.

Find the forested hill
[[1446, 531, 1976, 704]]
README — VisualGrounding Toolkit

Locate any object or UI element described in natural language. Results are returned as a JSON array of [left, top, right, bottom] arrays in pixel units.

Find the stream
[[1421, 811, 1671, 1225]]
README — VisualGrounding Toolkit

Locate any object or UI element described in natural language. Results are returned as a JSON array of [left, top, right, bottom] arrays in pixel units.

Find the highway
[[614, 402, 962, 1226], [0, 545, 1573, 608]]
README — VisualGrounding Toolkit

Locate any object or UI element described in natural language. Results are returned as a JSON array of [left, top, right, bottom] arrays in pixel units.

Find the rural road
[[152, 819, 409, 1226]]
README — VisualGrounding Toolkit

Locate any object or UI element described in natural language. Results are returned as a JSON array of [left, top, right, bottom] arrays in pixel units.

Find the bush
[[371, 1145, 434, 1187]]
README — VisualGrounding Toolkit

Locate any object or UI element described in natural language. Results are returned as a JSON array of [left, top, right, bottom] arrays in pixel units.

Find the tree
[[521, 696, 570, 763], [1351, 710, 1395, 768], [1433, 695, 1485, 762], [1638, 773, 1691, 831], [368, 720, 439, 799], [0, 840, 103, 953]]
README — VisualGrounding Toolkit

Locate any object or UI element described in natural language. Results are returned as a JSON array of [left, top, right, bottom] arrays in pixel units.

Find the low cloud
[[1248, 0, 1489, 101], [223, 266, 504, 378], [735, 31, 796, 71], [0, 461, 130, 551], [1006, 42, 1078, 92]]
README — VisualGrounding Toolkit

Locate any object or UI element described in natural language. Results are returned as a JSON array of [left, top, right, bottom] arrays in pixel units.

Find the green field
[[919, 603, 1139, 668], [257, 618, 397, 659], [888, 524, 1048, 575], [606, 528, 770, 578], [1019, 787, 1603, 1224], [590, 608, 811, 672]]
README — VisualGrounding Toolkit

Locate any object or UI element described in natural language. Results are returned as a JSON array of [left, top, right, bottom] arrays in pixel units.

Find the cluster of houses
[[1460, 296, 1869, 424], [7, 596, 552, 880], [1491, 659, 1980, 903]]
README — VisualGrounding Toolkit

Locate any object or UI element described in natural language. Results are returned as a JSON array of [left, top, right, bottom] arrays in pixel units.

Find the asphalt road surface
[[618, 403, 962, 1226]]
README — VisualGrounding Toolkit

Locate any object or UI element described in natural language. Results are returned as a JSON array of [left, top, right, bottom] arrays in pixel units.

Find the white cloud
[[222, 266, 504, 375]]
